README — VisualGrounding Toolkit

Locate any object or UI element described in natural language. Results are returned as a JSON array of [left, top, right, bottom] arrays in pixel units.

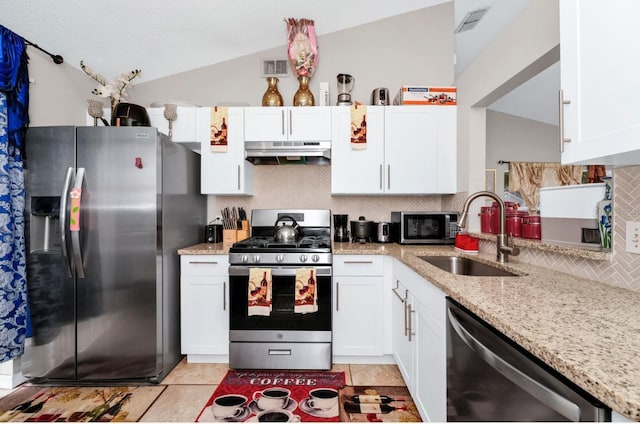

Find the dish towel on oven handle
[[294, 268, 318, 314], [248, 268, 272, 316]]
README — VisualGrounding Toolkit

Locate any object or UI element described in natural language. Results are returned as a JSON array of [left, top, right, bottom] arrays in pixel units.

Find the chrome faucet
[[458, 191, 520, 263]]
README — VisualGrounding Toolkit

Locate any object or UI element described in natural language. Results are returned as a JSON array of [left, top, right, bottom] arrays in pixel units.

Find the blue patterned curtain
[[0, 25, 29, 363]]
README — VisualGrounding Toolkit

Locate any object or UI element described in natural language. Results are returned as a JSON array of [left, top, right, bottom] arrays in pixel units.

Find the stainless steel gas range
[[228, 209, 332, 370]]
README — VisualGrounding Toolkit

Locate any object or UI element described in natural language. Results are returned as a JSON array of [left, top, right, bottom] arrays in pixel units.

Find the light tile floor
[[140, 359, 408, 422], [0, 359, 408, 422]]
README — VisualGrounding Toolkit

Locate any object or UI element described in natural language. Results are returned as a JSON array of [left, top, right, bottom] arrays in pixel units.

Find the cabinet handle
[[407, 303, 415, 342], [223, 281, 227, 311], [336, 282, 340, 311], [343, 260, 374, 264], [189, 261, 219, 265], [379, 164, 383, 190], [281, 110, 285, 136], [237, 165, 241, 190], [289, 109, 293, 136], [387, 164, 391, 190], [404, 301, 409, 337], [558, 89, 572, 153]]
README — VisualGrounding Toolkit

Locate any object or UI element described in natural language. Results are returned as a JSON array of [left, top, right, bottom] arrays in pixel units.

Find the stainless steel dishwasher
[[446, 298, 611, 422]]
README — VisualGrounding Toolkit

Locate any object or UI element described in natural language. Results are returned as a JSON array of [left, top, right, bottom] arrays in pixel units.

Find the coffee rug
[[196, 370, 346, 422], [0, 385, 164, 422]]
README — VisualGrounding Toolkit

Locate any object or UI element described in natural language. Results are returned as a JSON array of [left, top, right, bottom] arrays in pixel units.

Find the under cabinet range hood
[[244, 140, 331, 165]]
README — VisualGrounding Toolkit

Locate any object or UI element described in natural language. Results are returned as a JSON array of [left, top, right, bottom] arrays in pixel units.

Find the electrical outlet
[[626, 222, 640, 253]]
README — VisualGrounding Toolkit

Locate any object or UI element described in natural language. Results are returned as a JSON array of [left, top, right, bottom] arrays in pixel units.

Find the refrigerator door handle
[[60, 167, 75, 277], [70, 168, 86, 279]]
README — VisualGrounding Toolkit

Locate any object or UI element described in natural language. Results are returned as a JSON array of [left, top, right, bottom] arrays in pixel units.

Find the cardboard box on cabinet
[[393, 86, 457, 105]]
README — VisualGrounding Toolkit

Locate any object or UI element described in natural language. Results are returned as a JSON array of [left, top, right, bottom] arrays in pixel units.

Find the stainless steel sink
[[418, 255, 520, 277]]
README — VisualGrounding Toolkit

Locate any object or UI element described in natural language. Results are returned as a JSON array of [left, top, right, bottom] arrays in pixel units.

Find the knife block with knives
[[221, 206, 249, 250]]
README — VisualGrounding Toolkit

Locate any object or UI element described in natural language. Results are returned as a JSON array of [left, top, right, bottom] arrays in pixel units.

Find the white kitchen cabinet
[[333, 255, 385, 358], [391, 261, 446, 422], [199, 107, 254, 195], [391, 277, 414, 389], [331, 106, 385, 194], [559, 0, 640, 165], [412, 298, 446, 422], [244, 106, 331, 141], [331, 105, 456, 194], [180, 255, 229, 362], [148, 106, 201, 152]]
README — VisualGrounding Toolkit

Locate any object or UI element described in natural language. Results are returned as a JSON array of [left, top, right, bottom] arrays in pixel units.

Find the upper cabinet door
[[244, 106, 331, 141], [331, 106, 385, 194], [560, 0, 640, 165], [200, 107, 254, 195], [384, 106, 456, 194]]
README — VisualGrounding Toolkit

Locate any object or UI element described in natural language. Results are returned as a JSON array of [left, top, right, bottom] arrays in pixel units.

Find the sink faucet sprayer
[[458, 191, 520, 263]]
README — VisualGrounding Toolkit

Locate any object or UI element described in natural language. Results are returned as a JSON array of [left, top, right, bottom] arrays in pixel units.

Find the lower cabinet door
[[333, 276, 384, 356], [392, 280, 414, 391], [413, 299, 446, 422], [180, 275, 229, 355]]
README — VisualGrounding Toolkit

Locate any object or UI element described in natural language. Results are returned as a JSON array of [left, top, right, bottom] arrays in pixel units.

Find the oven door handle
[[229, 266, 332, 277]]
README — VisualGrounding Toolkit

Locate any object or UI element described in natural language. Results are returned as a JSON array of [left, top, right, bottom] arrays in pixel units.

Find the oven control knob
[[299, 254, 308, 263], [311, 254, 320, 263], [242, 255, 249, 263], [252, 255, 260, 263], [276, 254, 285, 263]]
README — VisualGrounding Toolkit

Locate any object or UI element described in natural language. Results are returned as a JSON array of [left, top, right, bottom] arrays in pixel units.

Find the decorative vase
[[262, 77, 284, 107], [293, 76, 314, 106]]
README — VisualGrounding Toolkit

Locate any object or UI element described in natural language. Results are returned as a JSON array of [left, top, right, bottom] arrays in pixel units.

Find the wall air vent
[[455, 7, 490, 33], [261, 58, 290, 77]]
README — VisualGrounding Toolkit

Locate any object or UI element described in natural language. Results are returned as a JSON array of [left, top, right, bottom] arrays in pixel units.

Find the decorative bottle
[[262, 77, 284, 107]]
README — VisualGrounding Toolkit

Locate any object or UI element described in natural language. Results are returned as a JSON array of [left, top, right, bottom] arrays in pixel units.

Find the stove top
[[229, 209, 332, 265], [231, 235, 332, 251]]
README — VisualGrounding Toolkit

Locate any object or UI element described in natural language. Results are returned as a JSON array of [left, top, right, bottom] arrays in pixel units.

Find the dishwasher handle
[[447, 305, 581, 422]]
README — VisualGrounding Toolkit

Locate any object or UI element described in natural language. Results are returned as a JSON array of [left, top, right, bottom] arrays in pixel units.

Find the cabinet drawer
[[181, 255, 229, 276], [334, 255, 384, 276]]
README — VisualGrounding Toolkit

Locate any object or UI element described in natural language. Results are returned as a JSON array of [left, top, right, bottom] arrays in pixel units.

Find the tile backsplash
[[214, 165, 464, 223], [213, 164, 640, 292]]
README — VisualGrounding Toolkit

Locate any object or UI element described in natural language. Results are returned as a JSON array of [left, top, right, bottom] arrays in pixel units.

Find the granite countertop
[[178, 242, 640, 420]]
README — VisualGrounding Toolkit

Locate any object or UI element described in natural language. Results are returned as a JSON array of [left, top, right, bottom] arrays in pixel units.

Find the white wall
[[131, 5, 454, 108], [455, 0, 559, 228], [26, 50, 96, 126]]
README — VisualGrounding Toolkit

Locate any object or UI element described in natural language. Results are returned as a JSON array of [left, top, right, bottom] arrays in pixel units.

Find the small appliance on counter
[[336, 73, 354, 106], [350, 216, 374, 243], [333, 214, 349, 242], [374, 221, 392, 243], [391, 211, 459, 244], [205, 219, 223, 243]]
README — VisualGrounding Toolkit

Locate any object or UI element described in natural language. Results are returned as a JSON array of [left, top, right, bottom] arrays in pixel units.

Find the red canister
[[479, 206, 493, 233], [505, 213, 521, 237]]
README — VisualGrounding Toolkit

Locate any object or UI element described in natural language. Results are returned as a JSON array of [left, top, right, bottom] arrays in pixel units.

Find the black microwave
[[390, 211, 460, 244]]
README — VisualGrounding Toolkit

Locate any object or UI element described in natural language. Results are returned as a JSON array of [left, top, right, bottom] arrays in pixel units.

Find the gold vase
[[262, 77, 284, 107], [293, 75, 314, 106]]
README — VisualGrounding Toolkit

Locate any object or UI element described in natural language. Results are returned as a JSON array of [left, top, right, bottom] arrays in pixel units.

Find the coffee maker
[[336, 74, 354, 106], [333, 214, 349, 242]]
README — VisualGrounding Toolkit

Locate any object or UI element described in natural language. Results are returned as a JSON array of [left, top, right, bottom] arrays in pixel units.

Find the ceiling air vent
[[261, 58, 290, 77], [455, 7, 490, 33]]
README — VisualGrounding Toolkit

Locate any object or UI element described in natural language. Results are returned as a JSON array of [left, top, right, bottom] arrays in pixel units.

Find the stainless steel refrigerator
[[22, 126, 205, 383]]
